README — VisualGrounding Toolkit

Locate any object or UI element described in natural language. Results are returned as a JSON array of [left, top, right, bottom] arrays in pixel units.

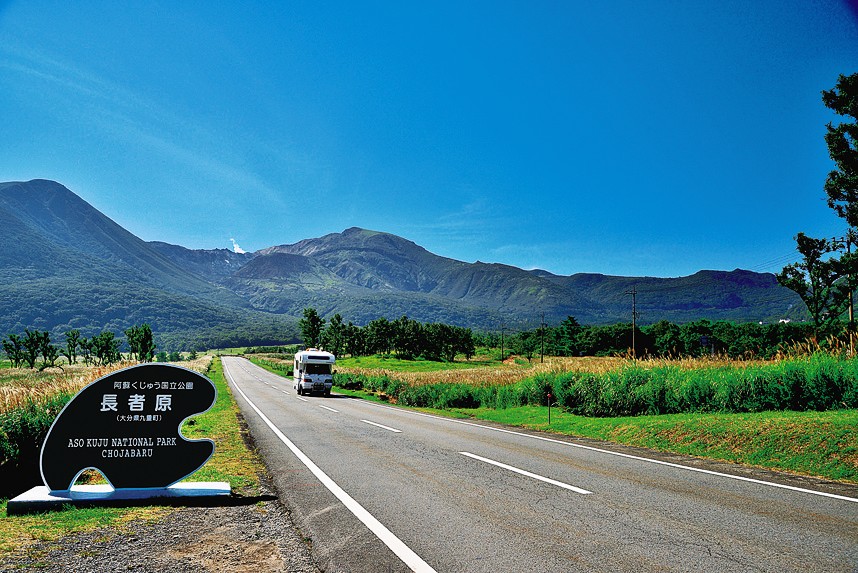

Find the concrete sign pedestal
[[7, 482, 231, 515]]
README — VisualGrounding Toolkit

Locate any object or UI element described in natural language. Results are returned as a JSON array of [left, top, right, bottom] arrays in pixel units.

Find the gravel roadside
[[1, 474, 320, 572], [1, 358, 323, 573]]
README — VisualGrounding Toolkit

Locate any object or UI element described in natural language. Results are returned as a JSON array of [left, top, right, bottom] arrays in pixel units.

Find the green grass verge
[[181, 356, 266, 492], [332, 385, 858, 484], [208, 347, 249, 355], [451, 406, 858, 483], [0, 357, 263, 559]]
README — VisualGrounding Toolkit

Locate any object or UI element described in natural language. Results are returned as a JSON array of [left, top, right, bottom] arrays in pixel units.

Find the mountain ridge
[[0, 180, 807, 345]]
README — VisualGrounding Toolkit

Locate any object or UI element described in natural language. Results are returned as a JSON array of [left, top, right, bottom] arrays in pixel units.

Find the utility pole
[[846, 229, 855, 356], [625, 286, 639, 359], [833, 232, 855, 355], [540, 312, 545, 363], [500, 324, 506, 362]]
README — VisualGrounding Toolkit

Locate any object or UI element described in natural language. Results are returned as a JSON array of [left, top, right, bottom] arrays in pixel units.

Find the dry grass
[[0, 356, 213, 414], [252, 355, 292, 368], [180, 355, 215, 375], [627, 355, 774, 371], [338, 356, 585, 387], [337, 354, 779, 388], [0, 362, 133, 414]]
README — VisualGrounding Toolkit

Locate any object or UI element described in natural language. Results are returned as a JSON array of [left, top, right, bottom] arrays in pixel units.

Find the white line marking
[[282, 390, 290, 395], [223, 362, 437, 573], [358, 400, 858, 504], [460, 452, 592, 494], [296, 396, 308, 402], [362, 420, 402, 433], [319, 405, 339, 413]]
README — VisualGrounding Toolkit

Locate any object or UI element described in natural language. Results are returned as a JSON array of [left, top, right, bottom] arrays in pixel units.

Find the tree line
[[481, 317, 817, 361], [299, 308, 476, 362], [1, 324, 156, 369], [155, 349, 198, 362], [298, 306, 819, 361]]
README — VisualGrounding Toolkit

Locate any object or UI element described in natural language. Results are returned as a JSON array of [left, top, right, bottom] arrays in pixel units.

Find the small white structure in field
[[293, 349, 336, 396]]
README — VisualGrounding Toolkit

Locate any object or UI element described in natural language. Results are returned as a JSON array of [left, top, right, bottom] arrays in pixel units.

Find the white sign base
[[7, 481, 231, 515]]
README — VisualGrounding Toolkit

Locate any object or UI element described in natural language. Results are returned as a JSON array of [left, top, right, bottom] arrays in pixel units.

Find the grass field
[[332, 353, 858, 417], [335, 354, 796, 388], [0, 357, 263, 561], [325, 353, 858, 484]]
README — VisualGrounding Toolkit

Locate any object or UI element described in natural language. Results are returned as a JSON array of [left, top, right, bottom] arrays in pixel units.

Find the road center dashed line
[[319, 404, 339, 413], [359, 400, 858, 504], [362, 420, 402, 433], [460, 451, 591, 494]]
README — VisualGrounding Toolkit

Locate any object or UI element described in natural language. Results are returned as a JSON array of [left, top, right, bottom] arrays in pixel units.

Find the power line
[[747, 252, 800, 273], [740, 227, 856, 274]]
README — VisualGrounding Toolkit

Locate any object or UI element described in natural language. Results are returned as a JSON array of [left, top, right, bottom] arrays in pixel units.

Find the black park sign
[[40, 364, 217, 491]]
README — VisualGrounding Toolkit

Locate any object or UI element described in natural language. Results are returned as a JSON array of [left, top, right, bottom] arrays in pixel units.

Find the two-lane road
[[222, 356, 858, 572]]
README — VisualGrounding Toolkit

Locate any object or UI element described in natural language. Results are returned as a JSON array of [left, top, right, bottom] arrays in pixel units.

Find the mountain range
[[0, 180, 807, 348]]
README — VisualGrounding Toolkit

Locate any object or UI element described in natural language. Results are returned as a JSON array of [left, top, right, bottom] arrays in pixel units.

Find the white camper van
[[293, 349, 336, 396]]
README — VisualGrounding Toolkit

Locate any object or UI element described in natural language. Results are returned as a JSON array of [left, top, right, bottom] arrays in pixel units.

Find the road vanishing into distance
[[222, 357, 858, 573]]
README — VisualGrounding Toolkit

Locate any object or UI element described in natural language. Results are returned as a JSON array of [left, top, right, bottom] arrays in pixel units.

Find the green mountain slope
[[0, 180, 294, 348], [0, 180, 243, 304], [0, 180, 808, 346]]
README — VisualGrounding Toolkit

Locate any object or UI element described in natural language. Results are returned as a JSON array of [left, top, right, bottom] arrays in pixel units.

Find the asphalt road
[[222, 356, 858, 573]]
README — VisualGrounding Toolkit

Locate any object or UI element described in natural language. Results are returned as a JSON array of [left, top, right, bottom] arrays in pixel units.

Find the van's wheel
[[325, 390, 331, 397], [296, 386, 302, 395]]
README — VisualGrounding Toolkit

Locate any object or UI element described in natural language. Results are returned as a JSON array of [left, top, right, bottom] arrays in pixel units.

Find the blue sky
[[1, 1, 857, 278]]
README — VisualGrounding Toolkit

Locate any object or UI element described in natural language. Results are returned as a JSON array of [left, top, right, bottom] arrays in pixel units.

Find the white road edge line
[[361, 401, 858, 504], [223, 362, 437, 573], [460, 452, 591, 494], [362, 420, 402, 433], [296, 396, 308, 402], [320, 405, 339, 413]]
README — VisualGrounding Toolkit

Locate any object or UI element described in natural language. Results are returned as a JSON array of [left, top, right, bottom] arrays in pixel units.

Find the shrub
[[339, 352, 858, 417], [0, 393, 73, 497]]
